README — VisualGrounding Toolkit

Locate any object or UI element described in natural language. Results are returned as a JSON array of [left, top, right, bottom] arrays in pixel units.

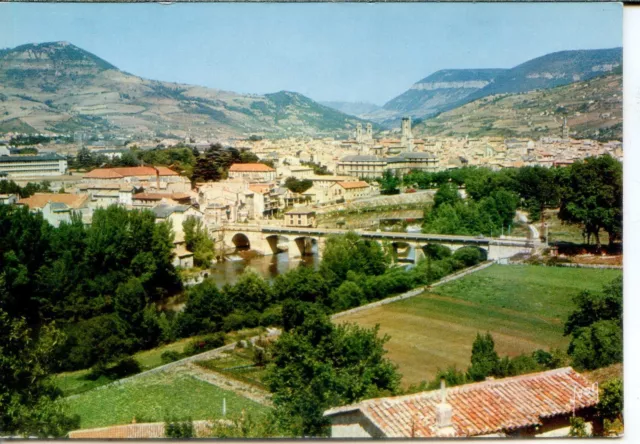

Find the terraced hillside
[[414, 73, 622, 141], [0, 42, 368, 139]]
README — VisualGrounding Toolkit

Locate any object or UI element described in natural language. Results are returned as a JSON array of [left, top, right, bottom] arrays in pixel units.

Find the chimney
[[153, 166, 160, 191], [434, 378, 456, 438]]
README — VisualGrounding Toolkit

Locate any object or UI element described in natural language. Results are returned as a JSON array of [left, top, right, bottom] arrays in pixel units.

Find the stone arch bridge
[[211, 225, 537, 262]]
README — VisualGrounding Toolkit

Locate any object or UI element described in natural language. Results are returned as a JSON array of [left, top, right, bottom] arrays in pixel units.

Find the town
[[0, 2, 626, 441]]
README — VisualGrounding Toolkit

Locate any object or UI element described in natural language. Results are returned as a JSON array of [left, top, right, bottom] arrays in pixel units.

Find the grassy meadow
[[336, 264, 621, 387], [64, 372, 269, 429]]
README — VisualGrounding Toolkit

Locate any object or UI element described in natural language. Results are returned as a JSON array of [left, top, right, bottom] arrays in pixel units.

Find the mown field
[[64, 372, 269, 429], [336, 264, 621, 387]]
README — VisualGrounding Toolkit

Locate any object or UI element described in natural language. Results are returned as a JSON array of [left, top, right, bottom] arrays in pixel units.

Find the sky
[[0, 3, 622, 106]]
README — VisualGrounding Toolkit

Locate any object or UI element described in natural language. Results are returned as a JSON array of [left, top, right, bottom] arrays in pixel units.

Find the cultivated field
[[336, 264, 621, 386], [65, 372, 269, 429]]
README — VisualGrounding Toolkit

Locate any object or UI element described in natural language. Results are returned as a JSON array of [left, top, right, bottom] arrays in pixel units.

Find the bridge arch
[[266, 234, 289, 255], [391, 241, 413, 263], [290, 236, 317, 257], [231, 233, 251, 251]]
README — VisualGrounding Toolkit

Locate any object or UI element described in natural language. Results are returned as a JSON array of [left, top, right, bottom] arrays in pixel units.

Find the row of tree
[[406, 155, 622, 248]]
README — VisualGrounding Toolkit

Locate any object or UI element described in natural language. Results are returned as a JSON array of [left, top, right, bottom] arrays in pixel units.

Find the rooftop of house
[[323, 367, 598, 438], [151, 204, 192, 219], [83, 166, 179, 179], [17, 193, 89, 210], [229, 163, 275, 173], [337, 181, 370, 189]]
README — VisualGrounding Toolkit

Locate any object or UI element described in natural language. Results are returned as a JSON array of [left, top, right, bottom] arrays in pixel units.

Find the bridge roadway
[[258, 226, 533, 247]]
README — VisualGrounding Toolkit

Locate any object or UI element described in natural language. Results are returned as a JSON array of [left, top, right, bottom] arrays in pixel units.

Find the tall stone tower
[[562, 117, 569, 140], [355, 123, 363, 143], [365, 123, 373, 141], [401, 117, 414, 152]]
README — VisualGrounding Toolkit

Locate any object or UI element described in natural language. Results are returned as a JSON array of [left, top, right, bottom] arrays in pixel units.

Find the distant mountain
[[461, 48, 622, 104], [0, 42, 368, 139], [319, 101, 382, 117], [374, 48, 622, 127], [413, 73, 622, 141], [382, 69, 506, 118]]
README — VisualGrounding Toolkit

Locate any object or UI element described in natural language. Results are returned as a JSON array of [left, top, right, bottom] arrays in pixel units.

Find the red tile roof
[[229, 163, 275, 172], [17, 193, 89, 210], [69, 420, 214, 439], [84, 166, 179, 179], [324, 367, 598, 438], [337, 181, 370, 189]]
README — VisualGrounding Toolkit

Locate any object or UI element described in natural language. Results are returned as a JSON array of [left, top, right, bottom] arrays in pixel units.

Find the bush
[[160, 350, 183, 364], [87, 357, 142, 380], [453, 247, 485, 267], [165, 418, 195, 438], [183, 333, 226, 356], [260, 305, 282, 327]]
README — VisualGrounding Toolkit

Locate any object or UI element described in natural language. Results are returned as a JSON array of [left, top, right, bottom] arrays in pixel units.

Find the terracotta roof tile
[[83, 166, 178, 179], [336, 181, 370, 189], [17, 193, 89, 210], [324, 367, 598, 438], [229, 163, 275, 172]]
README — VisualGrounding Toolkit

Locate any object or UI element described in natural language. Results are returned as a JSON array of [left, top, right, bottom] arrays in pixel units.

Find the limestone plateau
[[339, 48, 621, 127]]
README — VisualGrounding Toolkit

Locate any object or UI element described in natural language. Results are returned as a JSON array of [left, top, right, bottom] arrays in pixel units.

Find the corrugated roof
[[17, 193, 89, 210], [229, 163, 275, 172], [324, 367, 598, 438]]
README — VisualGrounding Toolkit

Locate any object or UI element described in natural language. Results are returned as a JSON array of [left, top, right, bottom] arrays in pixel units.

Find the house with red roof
[[228, 163, 276, 182], [324, 367, 600, 438], [82, 166, 190, 192]]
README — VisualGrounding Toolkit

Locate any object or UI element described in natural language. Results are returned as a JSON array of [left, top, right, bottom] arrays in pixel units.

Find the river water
[[206, 250, 320, 287]]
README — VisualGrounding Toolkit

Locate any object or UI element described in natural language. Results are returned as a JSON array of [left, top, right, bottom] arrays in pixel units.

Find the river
[[206, 250, 320, 287]]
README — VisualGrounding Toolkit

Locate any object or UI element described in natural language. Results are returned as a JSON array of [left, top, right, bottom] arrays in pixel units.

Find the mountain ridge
[[0, 41, 369, 139]]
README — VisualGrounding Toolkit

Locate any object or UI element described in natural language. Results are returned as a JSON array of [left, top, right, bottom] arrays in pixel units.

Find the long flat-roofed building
[[0, 154, 67, 178]]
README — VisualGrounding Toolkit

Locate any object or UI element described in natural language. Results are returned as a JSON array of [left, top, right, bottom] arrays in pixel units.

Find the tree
[[284, 177, 313, 194], [598, 378, 623, 421], [433, 182, 461, 209], [273, 266, 329, 305], [225, 269, 273, 312], [0, 310, 80, 436], [565, 277, 622, 370], [176, 279, 231, 337], [467, 332, 500, 381], [319, 232, 389, 289], [183, 216, 215, 267], [264, 311, 400, 436], [516, 166, 559, 221], [558, 155, 622, 249], [329, 280, 366, 311], [377, 170, 400, 195]]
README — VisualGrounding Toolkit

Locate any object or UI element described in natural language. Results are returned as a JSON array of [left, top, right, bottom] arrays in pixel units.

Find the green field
[[65, 372, 269, 429], [337, 264, 621, 386], [55, 327, 266, 397], [196, 348, 268, 390]]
